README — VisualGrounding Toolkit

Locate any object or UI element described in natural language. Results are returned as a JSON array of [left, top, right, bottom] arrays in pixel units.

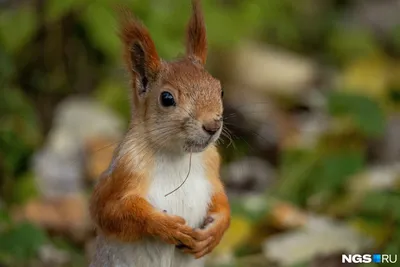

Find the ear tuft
[[186, 0, 207, 65], [117, 6, 160, 95]]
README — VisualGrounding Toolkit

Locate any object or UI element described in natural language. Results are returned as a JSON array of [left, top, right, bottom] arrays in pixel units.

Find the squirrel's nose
[[202, 119, 222, 135]]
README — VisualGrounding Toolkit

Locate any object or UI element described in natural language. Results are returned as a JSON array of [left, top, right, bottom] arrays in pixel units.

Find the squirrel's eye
[[160, 91, 176, 107], [221, 90, 224, 98]]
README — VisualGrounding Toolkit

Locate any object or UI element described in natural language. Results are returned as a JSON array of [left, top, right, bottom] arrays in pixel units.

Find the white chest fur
[[91, 152, 212, 267], [147, 152, 212, 228]]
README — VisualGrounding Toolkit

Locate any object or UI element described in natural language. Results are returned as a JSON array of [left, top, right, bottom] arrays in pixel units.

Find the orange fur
[[90, 155, 150, 242], [117, 7, 161, 108], [118, 9, 160, 76], [205, 147, 230, 218], [186, 0, 208, 64], [90, 155, 196, 248]]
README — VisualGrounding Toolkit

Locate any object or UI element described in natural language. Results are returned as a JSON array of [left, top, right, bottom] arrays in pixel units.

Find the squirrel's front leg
[[90, 177, 196, 248], [180, 190, 230, 259]]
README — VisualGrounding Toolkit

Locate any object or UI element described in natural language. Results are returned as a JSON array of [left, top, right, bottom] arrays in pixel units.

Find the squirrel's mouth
[[183, 139, 210, 153]]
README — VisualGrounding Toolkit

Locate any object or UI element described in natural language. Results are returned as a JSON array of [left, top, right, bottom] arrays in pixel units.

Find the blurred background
[[1, 0, 400, 266]]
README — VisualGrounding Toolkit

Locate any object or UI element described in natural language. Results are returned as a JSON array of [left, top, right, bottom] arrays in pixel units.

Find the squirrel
[[88, 1, 231, 267]]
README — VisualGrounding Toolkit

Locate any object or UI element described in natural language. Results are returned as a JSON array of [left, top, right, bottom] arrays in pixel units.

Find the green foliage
[[81, 1, 121, 61], [44, 0, 87, 23], [0, 88, 41, 143], [328, 91, 386, 137], [277, 148, 365, 205], [50, 237, 87, 267], [0, 88, 41, 176], [360, 191, 400, 223], [390, 25, 400, 54], [204, 2, 261, 48], [0, 211, 47, 265], [277, 149, 319, 204], [220, 139, 251, 164], [0, 208, 11, 226], [256, 0, 303, 48], [10, 172, 39, 205], [312, 149, 364, 192], [0, 222, 48, 264], [383, 240, 400, 258], [327, 28, 379, 64], [0, 4, 38, 55], [230, 197, 272, 223], [0, 48, 15, 83], [95, 79, 131, 121]]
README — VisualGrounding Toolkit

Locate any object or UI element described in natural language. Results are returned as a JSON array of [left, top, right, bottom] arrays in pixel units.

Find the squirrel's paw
[[180, 215, 228, 259], [150, 214, 196, 248]]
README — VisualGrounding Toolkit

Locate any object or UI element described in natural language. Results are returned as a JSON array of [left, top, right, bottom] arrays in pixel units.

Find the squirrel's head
[[119, 0, 223, 153]]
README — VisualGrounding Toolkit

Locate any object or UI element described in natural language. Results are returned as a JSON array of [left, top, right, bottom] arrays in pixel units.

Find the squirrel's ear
[[186, 0, 207, 65], [118, 8, 160, 95]]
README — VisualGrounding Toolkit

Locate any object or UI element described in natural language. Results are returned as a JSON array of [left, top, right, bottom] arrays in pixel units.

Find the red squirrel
[[89, 1, 230, 266]]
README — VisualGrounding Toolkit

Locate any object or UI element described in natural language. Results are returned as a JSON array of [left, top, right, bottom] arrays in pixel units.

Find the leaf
[[383, 239, 400, 255], [0, 88, 42, 175], [392, 25, 400, 53], [327, 28, 379, 63], [386, 191, 400, 222], [0, 222, 48, 260], [388, 87, 400, 107], [277, 146, 365, 209], [359, 192, 392, 216], [0, 209, 11, 226], [44, 0, 86, 23], [95, 80, 131, 122], [205, 2, 261, 48], [313, 149, 365, 192], [0, 88, 42, 147], [0, 131, 31, 176], [80, 2, 120, 61], [0, 5, 38, 54], [276, 149, 320, 204], [349, 217, 392, 245], [328, 92, 386, 137], [11, 172, 39, 205], [213, 216, 252, 256], [230, 197, 272, 223], [0, 48, 15, 83], [342, 54, 390, 100]]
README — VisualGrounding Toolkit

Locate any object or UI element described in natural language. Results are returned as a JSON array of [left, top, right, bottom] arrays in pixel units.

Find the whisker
[[221, 127, 235, 149], [164, 151, 193, 197]]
